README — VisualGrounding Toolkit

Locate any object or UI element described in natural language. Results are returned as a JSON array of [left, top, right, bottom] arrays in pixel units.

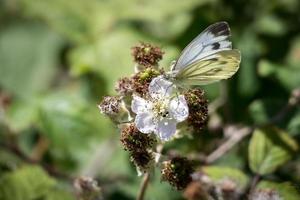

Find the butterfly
[[167, 21, 241, 87]]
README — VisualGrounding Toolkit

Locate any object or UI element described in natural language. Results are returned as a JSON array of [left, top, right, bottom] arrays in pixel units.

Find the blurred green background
[[0, 0, 300, 199]]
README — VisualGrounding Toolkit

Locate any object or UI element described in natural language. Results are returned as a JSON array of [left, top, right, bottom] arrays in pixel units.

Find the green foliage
[[202, 166, 249, 190], [248, 127, 298, 175], [0, 165, 73, 200], [0, 22, 63, 99], [257, 181, 300, 200], [1, 0, 300, 198]]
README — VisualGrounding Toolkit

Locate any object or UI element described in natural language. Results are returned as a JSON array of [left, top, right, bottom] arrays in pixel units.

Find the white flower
[[131, 76, 189, 141]]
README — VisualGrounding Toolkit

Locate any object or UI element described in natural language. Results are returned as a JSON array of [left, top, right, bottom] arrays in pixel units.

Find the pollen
[[152, 100, 169, 119]]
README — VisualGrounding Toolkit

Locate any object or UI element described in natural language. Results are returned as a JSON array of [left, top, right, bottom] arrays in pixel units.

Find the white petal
[[135, 112, 156, 134], [169, 95, 189, 122], [131, 95, 151, 114], [149, 76, 174, 99], [156, 119, 177, 141]]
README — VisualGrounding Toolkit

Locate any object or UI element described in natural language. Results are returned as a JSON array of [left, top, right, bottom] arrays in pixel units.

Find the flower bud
[[131, 67, 163, 96], [131, 42, 164, 70], [74, 176, 102, 200], [161, 156, 194, 190], [183, 89, 208, 132], [115, 77, 133, 96], [98, 96, 131, 123]]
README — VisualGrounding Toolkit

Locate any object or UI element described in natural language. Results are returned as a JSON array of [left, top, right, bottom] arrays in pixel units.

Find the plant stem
[[249, 174, 260, 196], [136, 172, 150, 200], [206, 126, 252, 164]]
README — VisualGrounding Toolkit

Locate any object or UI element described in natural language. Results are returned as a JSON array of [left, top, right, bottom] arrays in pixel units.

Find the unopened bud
[[74, 176, 102, 200], [131, 42, 164, 71], [183, 89, 208, 133], [161, 156, 194, 190], [131, 67, 163, 96]]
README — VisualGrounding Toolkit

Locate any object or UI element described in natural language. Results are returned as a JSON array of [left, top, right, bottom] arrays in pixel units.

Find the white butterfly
[[167, 21, 241, 87]]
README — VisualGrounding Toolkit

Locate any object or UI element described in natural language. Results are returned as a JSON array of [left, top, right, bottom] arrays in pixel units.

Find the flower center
[[152, 100, 169, 119]]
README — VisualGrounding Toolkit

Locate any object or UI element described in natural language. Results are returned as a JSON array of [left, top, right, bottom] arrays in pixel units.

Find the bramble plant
[[99, 42, 208, 191], [99, 42, 300, 200], [1, 1, 300, 199]]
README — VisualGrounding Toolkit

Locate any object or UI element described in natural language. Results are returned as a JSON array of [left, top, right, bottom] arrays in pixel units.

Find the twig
[[0, 142, 73, 182], [136, 172, 150, 200], [249, 174, 260, 195], [136, 144, 164, 200], [205, 126, 252, 164], [205, 88, 300, 164]]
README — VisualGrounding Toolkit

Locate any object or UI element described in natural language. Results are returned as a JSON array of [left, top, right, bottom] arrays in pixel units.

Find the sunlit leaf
[[258, 60, 300, 90], [248, 127, 298, 175], [0, 23, 63, 99], [254, 15, 286, 36], [69, 27, 179, 93], [202, 166, 249, 191], [0, 165, 55, 200]]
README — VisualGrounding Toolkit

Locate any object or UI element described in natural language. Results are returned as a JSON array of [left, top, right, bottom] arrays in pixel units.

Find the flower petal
[[135, 112, 156, 134], [156, 119, 177, 141], [149, 76, 174, 99], [131, 95, 151, 114], [169, 95, 189, 122]]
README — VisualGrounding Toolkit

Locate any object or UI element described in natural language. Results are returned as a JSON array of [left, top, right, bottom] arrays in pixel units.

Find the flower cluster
[[98, 42, 208, 190]]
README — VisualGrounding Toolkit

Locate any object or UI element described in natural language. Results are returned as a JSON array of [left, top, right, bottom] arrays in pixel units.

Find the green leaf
[[69, 27, 179, 93], [45, 188, 75, 200], [254, 15, 286, 36], [258, 60, 300, 90], [286, 37, 300, 68], [287, 110, 300, 136], [248, 127, 298, 175], [248, 99, 285, 125], [0, 165, 55, 200], [237, 30, 262, 96], [4, 100, 39, 132], [0, 23, 63, 99], [202, 166, 250, 191], [256, 181, 300, 200], [36, 90, 114, 170]]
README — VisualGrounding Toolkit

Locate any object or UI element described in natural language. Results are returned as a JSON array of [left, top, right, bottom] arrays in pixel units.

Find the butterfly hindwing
[[174, 49, 241, 86], [174, 22, 232, 71]]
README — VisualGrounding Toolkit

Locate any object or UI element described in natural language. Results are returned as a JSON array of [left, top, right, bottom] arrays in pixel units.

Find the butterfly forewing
[[175, 49, 241, 86], [174, 22, 232, 71]]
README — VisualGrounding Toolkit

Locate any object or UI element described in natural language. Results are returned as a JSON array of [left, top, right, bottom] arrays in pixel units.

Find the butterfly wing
[[173, 21, 232, 72], [174, 49, 241, 86]]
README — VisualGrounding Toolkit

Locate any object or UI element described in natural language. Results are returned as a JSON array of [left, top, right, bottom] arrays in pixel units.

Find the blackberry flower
[[131, 76, 189, 141]]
